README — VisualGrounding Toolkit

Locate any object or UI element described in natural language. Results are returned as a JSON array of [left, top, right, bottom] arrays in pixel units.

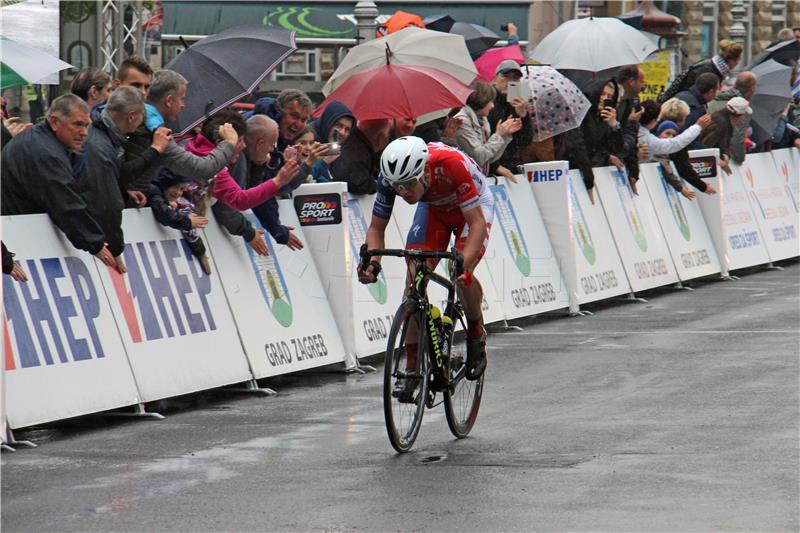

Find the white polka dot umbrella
[[524, 65, 591, 142]]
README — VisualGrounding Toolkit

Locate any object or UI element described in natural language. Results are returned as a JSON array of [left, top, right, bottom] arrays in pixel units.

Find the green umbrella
[[0, 36, 73, 90]]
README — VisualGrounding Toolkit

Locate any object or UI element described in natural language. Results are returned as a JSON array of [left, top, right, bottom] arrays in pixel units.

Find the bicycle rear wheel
[[444, 329, 484, 438], [384, 299, 430, 453]]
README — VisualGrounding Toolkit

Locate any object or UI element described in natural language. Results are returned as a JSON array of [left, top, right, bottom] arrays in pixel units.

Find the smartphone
[[507, 81, 523, 101], [603, 99, 616, 109], [633, 97, 642, 112], [320, 142, 340, 157]]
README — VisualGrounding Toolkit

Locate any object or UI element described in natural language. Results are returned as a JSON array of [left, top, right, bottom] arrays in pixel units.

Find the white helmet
[[380, 136, 429, 187]]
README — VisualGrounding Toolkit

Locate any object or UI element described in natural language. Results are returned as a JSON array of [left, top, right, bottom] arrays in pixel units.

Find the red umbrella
[[313, 64, 473, 121], [474, 45, 526, 82]]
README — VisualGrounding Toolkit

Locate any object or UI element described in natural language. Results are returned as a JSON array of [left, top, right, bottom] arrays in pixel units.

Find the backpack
[[657, 58, 714, 104]]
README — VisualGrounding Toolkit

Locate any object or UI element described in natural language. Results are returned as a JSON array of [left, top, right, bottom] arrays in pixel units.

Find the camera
[[500, 24, 509, 32]]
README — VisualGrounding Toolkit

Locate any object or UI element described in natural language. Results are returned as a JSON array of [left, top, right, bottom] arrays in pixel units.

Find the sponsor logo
[[527, 168, 563, 183], [689, 156, 718, 179], [246, 215, 293, 327], [4, 256, 105, 370], [457, 182, 472, 196], [614, 169, 648, 251], [294, 193, 342, 226], [348, 199, 388, 304], [491, 185, 531, 276], [658, 167, 691, 241], [569, 182, 596, 265]]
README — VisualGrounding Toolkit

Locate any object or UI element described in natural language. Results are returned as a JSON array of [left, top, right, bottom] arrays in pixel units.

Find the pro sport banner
[[204, 200, 346, 378], [97, 209, 253, 402], [594, 166, 680, 292], [690, 149, 770, 273], [739, 153, 800, 261], [641, 162, 722, 280], [483, 176, 568, 319], [2, 214, 140, 428]]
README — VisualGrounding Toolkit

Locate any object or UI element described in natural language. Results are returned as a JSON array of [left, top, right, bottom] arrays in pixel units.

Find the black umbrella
[[423, 14, 455, 33], [165, 25, 297, 135], [748, 59, 794, 145], [449, 22, 500, 59], [748, 39, 800, 69]]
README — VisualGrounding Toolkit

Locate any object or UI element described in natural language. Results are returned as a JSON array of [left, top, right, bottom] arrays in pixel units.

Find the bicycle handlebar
[[359, 244, 464, 276]]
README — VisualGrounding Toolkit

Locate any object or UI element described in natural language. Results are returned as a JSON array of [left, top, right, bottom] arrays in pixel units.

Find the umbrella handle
[[385, 43, 392, 65]]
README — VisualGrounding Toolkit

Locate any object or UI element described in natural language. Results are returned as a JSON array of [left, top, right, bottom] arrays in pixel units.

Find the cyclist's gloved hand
[[357, 261, 382, 284]]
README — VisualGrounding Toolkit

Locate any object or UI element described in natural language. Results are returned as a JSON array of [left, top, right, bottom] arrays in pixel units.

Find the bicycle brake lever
[[358, 243, 371, 272]]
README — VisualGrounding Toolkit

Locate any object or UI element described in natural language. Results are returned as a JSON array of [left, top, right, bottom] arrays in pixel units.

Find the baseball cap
[[726, 96, 752, 115], [495, 60, 523, 77]]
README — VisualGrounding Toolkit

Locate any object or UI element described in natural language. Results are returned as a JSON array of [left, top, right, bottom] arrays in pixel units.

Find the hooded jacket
[[147, 168, 194, 232], [310, 100, 355, 183], [581, 79, 625, 168], [1, 121, 107, 255]]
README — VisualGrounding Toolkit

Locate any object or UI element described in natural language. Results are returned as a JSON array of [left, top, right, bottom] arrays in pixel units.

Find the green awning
[[162, 1, 529, 41]]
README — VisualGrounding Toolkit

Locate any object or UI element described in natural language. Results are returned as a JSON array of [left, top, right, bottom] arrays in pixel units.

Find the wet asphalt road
[[2, 262, 799, 532]]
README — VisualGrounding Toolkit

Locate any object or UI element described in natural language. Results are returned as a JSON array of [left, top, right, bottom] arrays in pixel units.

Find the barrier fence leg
[[763, 262, 785, 271], [227, 379, 277, 396], [672, 281, 695, 291], [1, 443, 15, 452], [616, 292, 648, 304], [6, 428, 36, 448], [345, 359, 377, 374], [569, 308, 594, 317], [102, 403, 165, 420], [487, 320, 523, 332]]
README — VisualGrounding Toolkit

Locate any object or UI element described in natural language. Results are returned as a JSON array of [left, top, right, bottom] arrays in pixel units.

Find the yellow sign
[[640, 51, 674, 102]]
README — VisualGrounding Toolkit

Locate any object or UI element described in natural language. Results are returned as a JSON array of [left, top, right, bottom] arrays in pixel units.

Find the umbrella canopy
[[322, 27, 477, 96], [525, 66, 591, 142], [164, 25, 296, 135], [748, 59, 794, 145], [314, 64, 473, 122], [474, 45, 525, 82], [380, 10, 425, 37], [423, 14, 455, 33], [0, 37, 73, 90], [449, 22, 500, 59], [748, 39, 800, 69], [530, 17, 657, 72]]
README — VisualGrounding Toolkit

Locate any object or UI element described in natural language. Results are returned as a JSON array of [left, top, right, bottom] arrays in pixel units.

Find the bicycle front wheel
[[444, 331, 484, 438], [383, 299, 429, 453]]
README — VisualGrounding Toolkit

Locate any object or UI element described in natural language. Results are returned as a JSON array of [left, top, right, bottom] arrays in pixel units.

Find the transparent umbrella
[[525, 66, 591, 142]]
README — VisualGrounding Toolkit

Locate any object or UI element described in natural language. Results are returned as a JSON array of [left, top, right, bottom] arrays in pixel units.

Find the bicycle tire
[[443, 330, 484, 438], [383, 299, 430, 453]]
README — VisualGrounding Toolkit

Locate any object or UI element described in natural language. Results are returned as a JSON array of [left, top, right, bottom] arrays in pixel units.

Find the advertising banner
[[97, 209, 252, 402], [594, 166, 680, 292], [204, 201, 346, 378], [738, 153, 800, 261], [641, 162, 722, 280], [390, 199, 505, 326], [2, 214, 140, 429], [771, 148, 799, 214], [483, 177, 568, 319], [690, 150, 770, 272], [739, 153, 800, 261], [526, 161, 630, 312]]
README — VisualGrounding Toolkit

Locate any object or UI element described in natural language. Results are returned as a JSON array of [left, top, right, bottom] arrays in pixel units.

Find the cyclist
[[358, 136, 494, 392]]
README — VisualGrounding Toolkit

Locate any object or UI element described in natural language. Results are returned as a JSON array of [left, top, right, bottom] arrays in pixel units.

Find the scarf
[[712, 55, 731, 80]]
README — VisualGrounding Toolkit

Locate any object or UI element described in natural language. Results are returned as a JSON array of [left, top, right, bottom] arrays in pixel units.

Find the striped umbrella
[[0, 36, 73, 90]]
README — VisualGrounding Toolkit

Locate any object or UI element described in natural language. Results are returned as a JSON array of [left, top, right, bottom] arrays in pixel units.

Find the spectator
[[146, 168, 212, 274], [658, 98, 718, 195], [1, 116, 31, 147], [614, 64, 647, 188], [330, 118, 392, 195], [676, 72, 720, 128], [581, 79, 625, 175], [121, 69, 237, 203], [772, 101, 800, 150], [392, 117, 417, 139], [775, 27, 795, 43], [114, 56, 152, 99], [413, 112, 462, 144], [659, 39, 743, 102], [2, 242, 28, 282], [698, 96, 752, 174], [70, 67, 112, 110], [487, 60, 533, 174], [309, 100, 355, 183], [185, 108, 299, 212], [246, 89, 314, 247], [1, 94, 116, 268], [518, 127, 596, 200], [651, 121, 698, 199], [708, 71, 757, 164], [448, 80, 520, 174], [638, 100, 710, 162], [78, 86, 147, 272]]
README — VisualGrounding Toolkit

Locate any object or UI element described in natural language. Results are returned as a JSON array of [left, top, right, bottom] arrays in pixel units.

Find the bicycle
[[359, 245, 485, 453]]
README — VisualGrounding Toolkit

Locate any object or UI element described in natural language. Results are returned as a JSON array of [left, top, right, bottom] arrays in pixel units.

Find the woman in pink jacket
[[185, 108, 299, 211]]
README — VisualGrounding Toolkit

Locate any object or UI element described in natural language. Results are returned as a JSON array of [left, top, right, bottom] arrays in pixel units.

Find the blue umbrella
[[165, 25, 296, 135]]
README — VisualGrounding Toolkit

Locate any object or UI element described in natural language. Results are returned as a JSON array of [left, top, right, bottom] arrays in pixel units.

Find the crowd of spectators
[[1, 25, 798, 281]]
